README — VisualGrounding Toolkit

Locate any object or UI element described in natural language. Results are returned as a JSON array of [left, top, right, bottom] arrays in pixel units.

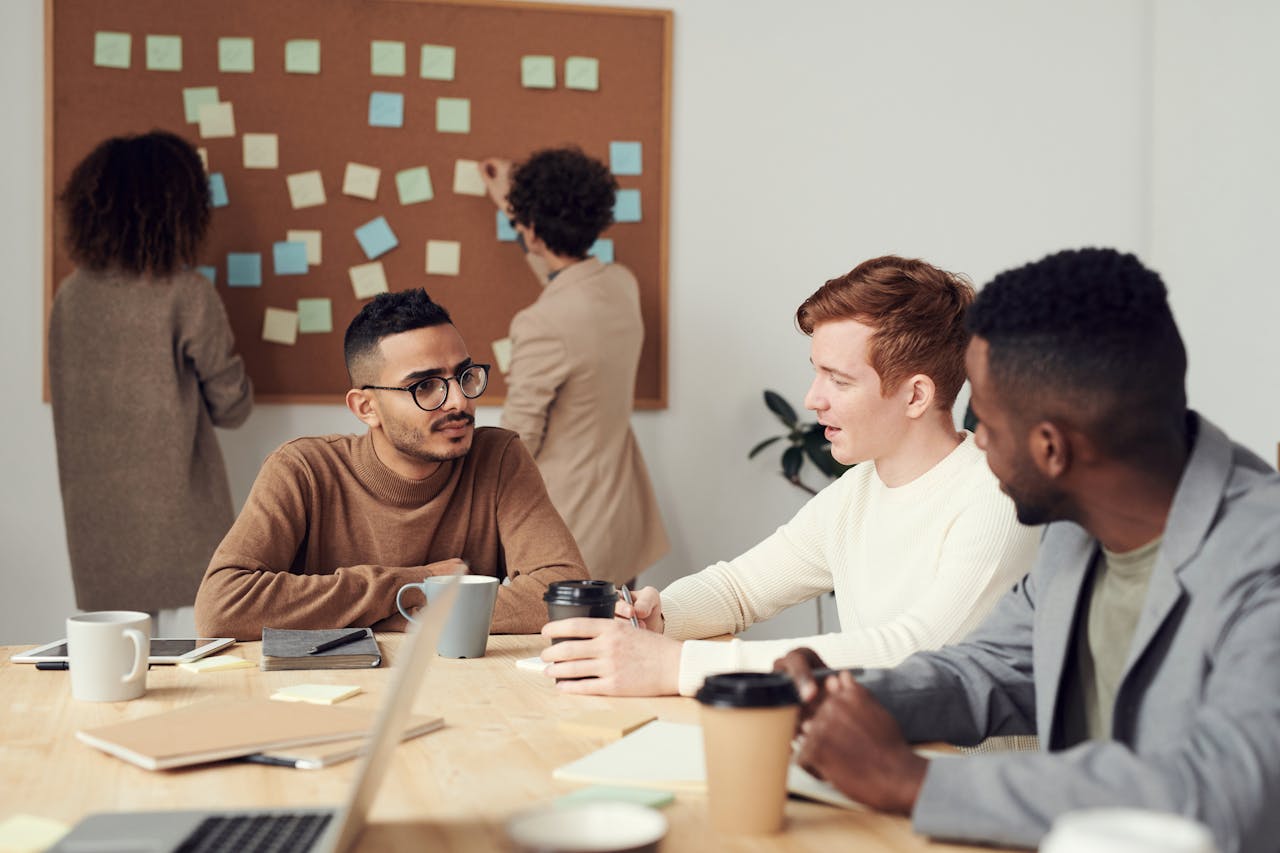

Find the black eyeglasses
[[362, 363, 490, 412]]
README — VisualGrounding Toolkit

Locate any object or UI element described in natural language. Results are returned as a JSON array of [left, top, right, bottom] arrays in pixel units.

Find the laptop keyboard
[[176, 813, 333, 853]]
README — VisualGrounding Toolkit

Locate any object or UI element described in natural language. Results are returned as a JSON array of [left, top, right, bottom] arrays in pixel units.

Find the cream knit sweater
[[662, 434, 1041, 696]]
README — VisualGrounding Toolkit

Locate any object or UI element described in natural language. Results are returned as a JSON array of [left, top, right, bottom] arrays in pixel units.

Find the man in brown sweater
[[194, 289, 589, 640]]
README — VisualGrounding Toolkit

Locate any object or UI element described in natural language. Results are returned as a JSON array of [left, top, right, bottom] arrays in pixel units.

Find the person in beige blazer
[[482, 148, 668, 586]]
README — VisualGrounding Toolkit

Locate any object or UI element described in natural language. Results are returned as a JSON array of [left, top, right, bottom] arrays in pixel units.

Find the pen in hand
[[619, 586, 640, 629], [308, 628, 370, 655]]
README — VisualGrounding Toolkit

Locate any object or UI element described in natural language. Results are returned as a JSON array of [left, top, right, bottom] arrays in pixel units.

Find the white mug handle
[[397, 583, 425, 623], [121, 628, 147, 685]]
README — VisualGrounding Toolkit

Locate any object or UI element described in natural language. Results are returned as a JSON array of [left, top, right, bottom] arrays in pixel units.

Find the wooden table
[[1, 635, 988, 851]]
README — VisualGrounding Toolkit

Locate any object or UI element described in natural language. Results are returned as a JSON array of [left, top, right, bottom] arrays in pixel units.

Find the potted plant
[[749, 390, 851, 496]]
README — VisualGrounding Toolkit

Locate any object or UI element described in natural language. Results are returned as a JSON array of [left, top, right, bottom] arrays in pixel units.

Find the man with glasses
[[194, 289, 588, 640]]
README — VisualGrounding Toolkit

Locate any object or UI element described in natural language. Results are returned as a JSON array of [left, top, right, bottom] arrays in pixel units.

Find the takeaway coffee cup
[[397, 575, 498, 659], [543, 580, 618, 644], [695, 672, 800, 834], [66, 611, 151, 702], [1040, 808, 1217, 853]]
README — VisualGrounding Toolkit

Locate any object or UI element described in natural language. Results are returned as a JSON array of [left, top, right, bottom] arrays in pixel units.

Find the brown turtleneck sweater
[[194, 427, 588, 640]]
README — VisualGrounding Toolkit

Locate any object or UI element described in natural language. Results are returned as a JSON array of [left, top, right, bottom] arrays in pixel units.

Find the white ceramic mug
[[66, 611, 150, 702]]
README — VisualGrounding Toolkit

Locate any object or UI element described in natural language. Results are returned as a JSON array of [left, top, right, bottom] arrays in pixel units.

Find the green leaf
[[764, 390, 798, 428], [801, 427, 839, 477], [747, 435, 783, 459], [782, 445, 803, 479]]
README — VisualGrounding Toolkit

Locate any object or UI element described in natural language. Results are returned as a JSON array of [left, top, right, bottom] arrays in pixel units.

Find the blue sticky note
[[614, 189, 642, 223], [496, 210, 518, 242], [196, 265, 217, 284], [609, 142, 642, 176], [355, 216, 398, 259], [208, 173, 228, 208], [227, 253, 262, 287], [368, 92, 404, 128], [589, 238, 614, 264], [273, 241, 308, 275]]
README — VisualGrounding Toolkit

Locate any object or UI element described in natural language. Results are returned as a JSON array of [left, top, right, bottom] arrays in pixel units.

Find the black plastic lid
[[543, 579, 618, 605], [695, 672, 800, 708]]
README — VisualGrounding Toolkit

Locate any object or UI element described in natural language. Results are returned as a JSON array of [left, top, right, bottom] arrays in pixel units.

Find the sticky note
[[368, 91, 404, 128], [242, 133, 278, 169], [349, 261, 389, 299], [296, 298, 333, 334], [218, 37, 255, 73], [610, 141, 642, 176], [555, 786, 674, 810], [196, 265, 217, 284], [521, 55, 555, 89], [496, 210, 518, 242], [94, 32, 131, 69], [208, 173, 229, 208], [286, 170, 326, 209], [396, 167, 433, 205], [262, 308, 299, 345], [513, 654, 545, 671], [452, 159, 486, 196], [285, 39, 320, 74], [182, 86, 219, 124], [559, 711, 657, 739], [178, 654, 255, 673], [565, 56, 599, 91], [145, 35, 182, 71], [420, 44, 455, 80], [589, 238, 614, 264], [198, 102, 235, 139], [343, 163, 381, 200], [287, 229, 322, 265], [273, 683, 361, 704], [614, 188, 641, 223], [273, 241, 308, 275], [197, 147, 208, 172], [227, 253, 262, 287], [355, 216, 398, 259], [426, 240, 461, 275], [436, 97, 470, 133], [0, 813, 71, 851], [371, 40, 406, 76]]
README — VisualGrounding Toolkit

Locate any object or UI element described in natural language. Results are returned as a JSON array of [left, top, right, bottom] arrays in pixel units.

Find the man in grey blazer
[[778, 247, 1280, 853]]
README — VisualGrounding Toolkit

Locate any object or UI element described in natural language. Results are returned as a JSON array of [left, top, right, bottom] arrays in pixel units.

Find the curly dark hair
[[968, 247, 1187, 456], [344, 288, 453, 384], [508, 147, 617, 258], [59, 131, 210, 277]]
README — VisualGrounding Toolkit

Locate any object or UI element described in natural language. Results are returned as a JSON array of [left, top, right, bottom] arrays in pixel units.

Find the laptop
[[52, 573, 463, 853]]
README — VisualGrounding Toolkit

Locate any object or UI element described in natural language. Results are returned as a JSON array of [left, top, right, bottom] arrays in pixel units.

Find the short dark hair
[[508, 147, 616, 257], [59, 131, 210, 277], [967, 248, 1187, 458], [344, 289, 453, 383]]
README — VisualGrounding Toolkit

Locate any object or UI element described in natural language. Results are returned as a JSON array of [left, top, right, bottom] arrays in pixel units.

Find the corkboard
[[45, 0, 670, 405]]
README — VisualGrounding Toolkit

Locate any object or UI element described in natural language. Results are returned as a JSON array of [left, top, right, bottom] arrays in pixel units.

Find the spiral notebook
[[261, 627, 382, 670]]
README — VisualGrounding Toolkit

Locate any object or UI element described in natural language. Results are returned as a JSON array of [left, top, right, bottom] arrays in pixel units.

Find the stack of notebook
[[260, 627, 382, 671]]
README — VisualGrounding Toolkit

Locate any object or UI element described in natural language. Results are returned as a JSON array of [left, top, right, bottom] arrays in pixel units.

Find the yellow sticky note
[[453, 159, 486, 196], [286, 170, 326, 209], [349, 261, 389, 299], [287, 229, 322, 265], [343, 163, 381, 200], [565, 56, 599, 91], [197, 147, 209, 173], [178, 655, 255, 673], [371, 40, 406, 76], [262, 308, 299, 346], [197, 102, 235, 139], [218, 37, 255, 73], [492, 337, 513, 374], [426, 240, 461, 275], [242, 133, 279, 169], [559, 710, 657, 739], [0, 814, 69, 852], [272, 684, 363, 705], [94, 32, 132, 69], [145, 35, 183, 72], [521, 55, 556, 89], [420, 44, 455, 81]]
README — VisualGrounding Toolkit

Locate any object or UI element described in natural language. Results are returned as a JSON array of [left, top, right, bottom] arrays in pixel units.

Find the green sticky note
[[182, 87, 219, 124], [145, 35, 182, 71], [554, 786, 674, 809], [521, 55, 555, 89], [94, 32, 131, 69], [420, 44, 455, 81], [219, 37, 255, 73], [296, 298, 333, 334], [371, 40, 406, 76], [285, 39, 320, 74], [436, 97, 470, 133], [565, 56, 598, 91], [395, 167, 434, 205]]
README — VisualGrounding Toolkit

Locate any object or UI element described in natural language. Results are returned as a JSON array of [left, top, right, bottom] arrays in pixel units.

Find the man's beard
[[387, 413, 475, 463]]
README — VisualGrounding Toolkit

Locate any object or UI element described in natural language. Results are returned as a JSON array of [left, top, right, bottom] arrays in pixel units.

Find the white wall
[[3, 1, 1275, 645]]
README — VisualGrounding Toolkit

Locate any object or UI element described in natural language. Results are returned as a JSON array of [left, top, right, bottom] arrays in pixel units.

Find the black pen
[[809, 666, 864, 682], [36, 661, 70, 671], [307, 629, 370, 655]]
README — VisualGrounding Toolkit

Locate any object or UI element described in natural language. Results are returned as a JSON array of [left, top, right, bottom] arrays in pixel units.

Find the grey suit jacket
[[860, 414, 1280, 853]]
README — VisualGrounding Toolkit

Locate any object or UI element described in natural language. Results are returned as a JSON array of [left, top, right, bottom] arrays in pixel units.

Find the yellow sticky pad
[[558, 711, 657, 739], [271, 684, 363, 705], [177, 655, 255, 673], [0, 813, 70, 852]]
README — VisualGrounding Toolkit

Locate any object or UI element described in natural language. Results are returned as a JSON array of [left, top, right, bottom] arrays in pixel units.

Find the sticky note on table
[[285, 39, 320, 74], [522, 55, 556, 89], [420, 44, 455, 80], [512, 653, 543, 670], [296, 298, 333, 334], [272, 683, 361, 705], [286, 170, 326, 209], [496, 210, 518, 242], [355, 216, 398, 259], [218, 37, 254, 73], [371, 40, 406, 76], [0, 813, 70, 851], [426, 240, 461, 275], [436, 97, 470, 133], [555, 786, 674, 810], [262, 308, 299, 346], [565, 56, 599, 91], [196, 265, 217, 284], [198, 102, 235, 139], [145, 35, 182, 71], [344, 163, 381, 200], [610, 141, 642, 176], [559, 710, 657, 739], [396, 167, 433, 205], [273, 241, 308, 275], [369, 91, 404, 128], [182, 86, 219, 124], [349, 261, 389, 299], [178, 654, 255, 673], [287, 230, 322, 265], [227, 253, 261, 287], [208, 173, 229, 208], [614, 189, 642, 223], [243, 133, 278, 169], [589, 238, 614, 264], [94, 31, 131, 69], [452, 159, 486, 196]]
